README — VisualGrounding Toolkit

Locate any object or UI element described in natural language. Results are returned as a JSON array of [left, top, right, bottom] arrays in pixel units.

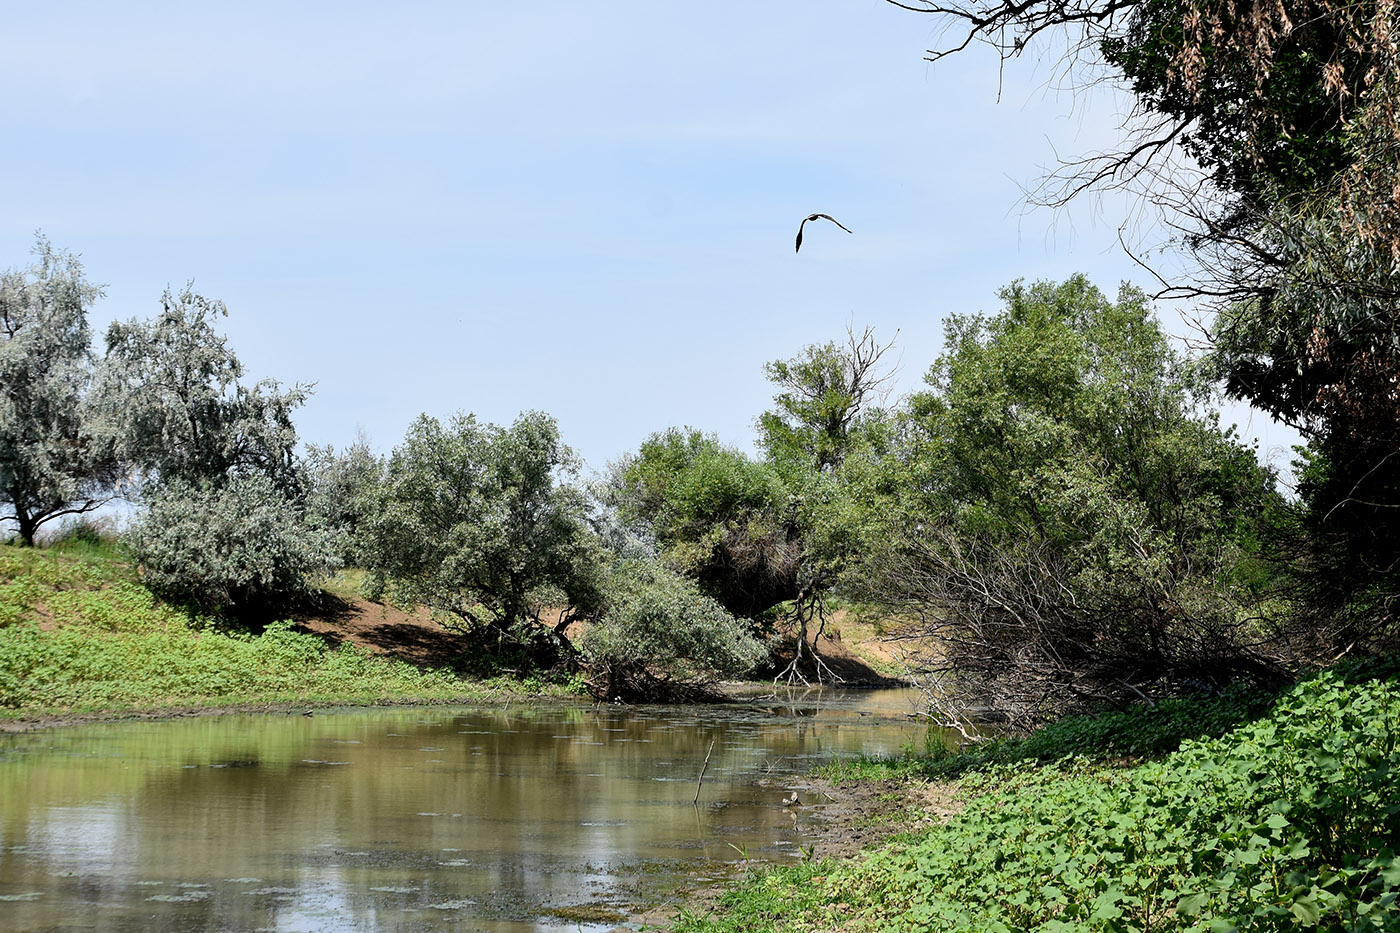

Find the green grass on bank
[[680, 667, 1400, 932], [820, 682, 1282, 785], [0, 540, 535, 719]]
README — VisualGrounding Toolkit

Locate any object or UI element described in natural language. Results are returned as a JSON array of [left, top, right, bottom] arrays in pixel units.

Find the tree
[[0, 237, 118, 545], [758, 324, 898, 472], [612, 428, 801, 620], [757, 326, 900, 680], [890, 0, 1400, 646], [866, 276, 1281, 727], [890, 0, 1388, 223], [100, 287, 331, 611], [97, 286, 307, 493], [579, 559, 766, 700], [361, 411, 606, 661], [302, 431, 384, 566]]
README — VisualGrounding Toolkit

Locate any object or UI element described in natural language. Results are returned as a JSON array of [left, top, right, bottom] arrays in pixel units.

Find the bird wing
[[815, 213, 853, 234], [795, 217, 808, 252]]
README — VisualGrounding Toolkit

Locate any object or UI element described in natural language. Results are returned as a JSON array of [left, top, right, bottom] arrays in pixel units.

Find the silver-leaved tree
[[97, 287, 338, 612], [0, 237, 119, 545], [361, 410, 607, 664]]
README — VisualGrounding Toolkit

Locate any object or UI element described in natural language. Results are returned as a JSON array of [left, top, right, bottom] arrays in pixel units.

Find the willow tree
[[99, 287, 307, 493], [100, 287, 333, 612], [361, 410, 606, 663], [0, 238, 117, 545]]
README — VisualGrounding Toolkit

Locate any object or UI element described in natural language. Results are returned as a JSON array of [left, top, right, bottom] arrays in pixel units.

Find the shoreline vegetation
[[666, 661, 1400, 932], [0, 537, 572, 731], [0, 536, 902, 732]]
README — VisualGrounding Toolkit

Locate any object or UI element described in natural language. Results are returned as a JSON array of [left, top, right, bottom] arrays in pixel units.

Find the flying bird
[[795, 213, 853, 253]]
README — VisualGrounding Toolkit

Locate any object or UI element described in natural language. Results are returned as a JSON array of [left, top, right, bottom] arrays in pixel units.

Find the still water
[[0, 688, 921, 932]]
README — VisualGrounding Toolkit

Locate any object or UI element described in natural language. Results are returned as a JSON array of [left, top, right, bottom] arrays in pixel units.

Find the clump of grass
[[318, 567, 369, 603], [44, 516, 124, 562], [819, 753, 932, 784]]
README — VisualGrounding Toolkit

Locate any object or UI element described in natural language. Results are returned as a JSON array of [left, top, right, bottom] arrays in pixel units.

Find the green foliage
[[817, 686, 1274, 787], [1100, 0, 1352, 201], [302, 433, 383, 565], [870, 276, 1283, 721], [610, 329, 896, 686], [362, 410, 605, 657], [612, 428, 799, 619], [98, 287, 333, 613], [0, 615, 475, 713], [894, 0, 1400, 646], [830, 685, 1278, 786], [45, 516, 122, 561], [1104, 0, 1400, 644], [579, 559, 767, 699], [0, 542, 483, 714], [758, 325, 896, 473], [126, 474, 341, 613], [680, 668, 1400, 932], [1209, 213, 1400, 641], [0, 236, 117, 545], [98, 286, 308, 491]]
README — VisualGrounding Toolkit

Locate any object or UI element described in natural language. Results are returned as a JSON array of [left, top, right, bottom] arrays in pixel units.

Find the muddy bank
[[616, 773, 963, 931]]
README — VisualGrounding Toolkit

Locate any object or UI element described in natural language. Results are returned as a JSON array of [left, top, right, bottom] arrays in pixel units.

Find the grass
[[817, 682, 1280, 785], [680, 666, 1400, 932], [317, 566, 370, 603], [0, 539, 523, 720]]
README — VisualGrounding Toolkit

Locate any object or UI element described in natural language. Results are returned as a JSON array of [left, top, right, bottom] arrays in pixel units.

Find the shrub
[[361, 411, 605, 657], [871, 276, 1284, 727], [580, 559, 767, 700], [127, 474, 340, 613]]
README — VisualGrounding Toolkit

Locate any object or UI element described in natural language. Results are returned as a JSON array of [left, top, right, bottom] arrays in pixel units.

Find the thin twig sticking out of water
[[693, 740, 715, 806]]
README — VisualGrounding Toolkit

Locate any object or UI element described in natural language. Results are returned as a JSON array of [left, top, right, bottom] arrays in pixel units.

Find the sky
[[0, 2, 1301, 478]]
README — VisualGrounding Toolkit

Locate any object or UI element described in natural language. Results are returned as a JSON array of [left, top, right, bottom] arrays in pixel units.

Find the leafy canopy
[[362, 410, 605, 653], [613, 428, 799, 619], [0, 237, 116, 545], [102, 287, 331, 612], [758, 325, 897, 473], [872, 276, 1280, 723], [98, 286, 307, 493], [892, 0, 1400, 637], [580, 558, 766, 700]]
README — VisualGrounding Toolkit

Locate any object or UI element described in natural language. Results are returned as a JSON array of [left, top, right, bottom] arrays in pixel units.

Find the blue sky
[[0, 2, 1299, 475]]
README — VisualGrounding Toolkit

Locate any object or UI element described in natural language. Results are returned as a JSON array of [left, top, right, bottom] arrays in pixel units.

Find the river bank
[[659, 663, 1400, 933], [620, 772, 966, 932], [1, 542, 906, 730]]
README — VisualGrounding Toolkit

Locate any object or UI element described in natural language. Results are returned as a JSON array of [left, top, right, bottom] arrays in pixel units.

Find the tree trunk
[[15, 510, 38, 547]]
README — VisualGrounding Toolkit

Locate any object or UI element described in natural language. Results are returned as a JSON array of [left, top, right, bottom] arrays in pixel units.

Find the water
[[0, 688, 922, 931]]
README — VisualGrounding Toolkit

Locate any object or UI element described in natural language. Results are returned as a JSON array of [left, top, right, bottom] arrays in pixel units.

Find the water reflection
[[0, 688, 921, 931]]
